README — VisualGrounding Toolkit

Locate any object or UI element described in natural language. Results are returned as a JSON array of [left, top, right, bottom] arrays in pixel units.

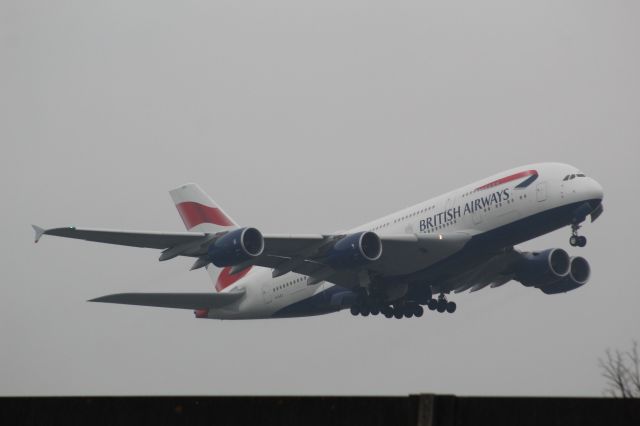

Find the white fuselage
[[204, 163, 603, 319]]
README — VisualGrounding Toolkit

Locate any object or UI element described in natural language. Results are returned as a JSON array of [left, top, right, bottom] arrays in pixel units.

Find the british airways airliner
[[33, 163, 604, 320]]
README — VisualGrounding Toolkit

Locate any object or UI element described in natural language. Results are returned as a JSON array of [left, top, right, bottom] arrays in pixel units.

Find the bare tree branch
[[599, 340, 640, 398], [628, 341, 640, 395]]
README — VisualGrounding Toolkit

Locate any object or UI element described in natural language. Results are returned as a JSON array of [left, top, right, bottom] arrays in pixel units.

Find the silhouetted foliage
[[599, 341, 640, 398]]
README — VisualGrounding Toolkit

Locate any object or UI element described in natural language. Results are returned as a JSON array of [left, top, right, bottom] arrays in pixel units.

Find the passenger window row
[[274, 277, 305, 292], [392, 205, 436, 225]]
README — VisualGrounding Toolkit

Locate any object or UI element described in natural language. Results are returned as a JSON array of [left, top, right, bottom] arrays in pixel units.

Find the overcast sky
[[1, 0, 639, 396]]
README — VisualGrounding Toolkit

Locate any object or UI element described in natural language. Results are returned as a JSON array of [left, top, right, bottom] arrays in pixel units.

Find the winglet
[[32, 225, 46, 243]]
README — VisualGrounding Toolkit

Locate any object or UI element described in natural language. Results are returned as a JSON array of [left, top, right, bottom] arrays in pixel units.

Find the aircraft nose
[[586, 178, 604, 207]]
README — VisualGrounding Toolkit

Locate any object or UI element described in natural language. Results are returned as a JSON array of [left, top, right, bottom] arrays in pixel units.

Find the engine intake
[[541, 256, 591, 295], [207, 227, 264, 267], [325, 231, 382, 269], [569, 256, 591, 285]]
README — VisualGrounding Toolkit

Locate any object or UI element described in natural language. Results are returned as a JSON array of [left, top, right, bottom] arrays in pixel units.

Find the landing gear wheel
[[446, 301, 457, 314], [350, 306, 360, 316], [360, 307, 370, 317], [370, 307, 380, 316], [414, 305, 424, 318], [394, 311, 403, 319], [570, 224, 587, 248], [427, 299, 438, 311], [570, 235, 579, 247], [578, 236, 587, 247], [381, 306, 394, 318], [437, 299, 447, 313], [403, 305, 415, 318]]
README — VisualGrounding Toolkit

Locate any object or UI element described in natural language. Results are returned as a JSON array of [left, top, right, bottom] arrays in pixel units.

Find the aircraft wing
[[33, 224, 473, 288], [90, 289, 245, 309], [32, 225, 216, 260], [372, 233, 471, 275], [251, 232, 472, 288], [440, 250, 521, 294], [439, 248, 580, 295], [33, 225, 209, 249]]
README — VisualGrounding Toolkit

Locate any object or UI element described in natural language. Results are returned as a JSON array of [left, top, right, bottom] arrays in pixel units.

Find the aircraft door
[[469, 195, 483, 225], [536, 182, 547, 202], [442, 197, 459, 226], [262, 281, 273, 304], [472, 208, 483, 225]]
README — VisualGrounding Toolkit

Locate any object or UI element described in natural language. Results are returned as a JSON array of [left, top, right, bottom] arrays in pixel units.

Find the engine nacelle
[[515, 248, 571, 288], [541, 256, 591, 295], [207, 227, 264, 267], [325, 231, 382, 269]]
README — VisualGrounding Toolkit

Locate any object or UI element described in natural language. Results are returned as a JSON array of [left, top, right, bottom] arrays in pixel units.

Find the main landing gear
[[426, 294, 456, 314], [350, 301, 424, 319], [569, 224, 587, 248], [351, 296, 458, 319]]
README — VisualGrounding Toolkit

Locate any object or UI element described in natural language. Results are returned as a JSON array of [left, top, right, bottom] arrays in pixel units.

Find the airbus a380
[[33, 163, 604, 320]]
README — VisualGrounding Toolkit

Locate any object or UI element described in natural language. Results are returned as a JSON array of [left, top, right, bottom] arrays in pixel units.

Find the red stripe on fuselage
[[175, 201, 235, 229], [216, 266, 252, 292], [475, 170, 538, 191]]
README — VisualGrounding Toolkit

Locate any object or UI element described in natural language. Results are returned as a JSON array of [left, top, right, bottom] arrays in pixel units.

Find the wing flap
[[445, 250, 521, 294], [89, 290, 245, 310], [251, 255, 328, 278]]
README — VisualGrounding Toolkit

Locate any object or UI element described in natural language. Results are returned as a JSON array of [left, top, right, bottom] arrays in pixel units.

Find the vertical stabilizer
[[169, 183, 239, 233]]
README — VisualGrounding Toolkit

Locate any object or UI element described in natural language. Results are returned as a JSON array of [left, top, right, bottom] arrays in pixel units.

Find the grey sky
[[1, 0, 639, 396]]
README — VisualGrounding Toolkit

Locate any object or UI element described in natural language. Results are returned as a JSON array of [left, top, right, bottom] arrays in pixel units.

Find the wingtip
[[32, 225, 45, 243], [88, 294, 114, 303]]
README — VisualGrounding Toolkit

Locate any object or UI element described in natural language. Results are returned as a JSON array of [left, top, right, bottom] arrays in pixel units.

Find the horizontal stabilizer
[[89, 290, 245, 310]]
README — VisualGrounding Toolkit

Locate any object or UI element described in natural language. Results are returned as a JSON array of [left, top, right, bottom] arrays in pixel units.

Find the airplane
[[32, 162, 604, 320]]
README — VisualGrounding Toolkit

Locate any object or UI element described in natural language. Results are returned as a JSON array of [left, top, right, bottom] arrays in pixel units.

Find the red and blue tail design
[[170, 183, 238, 233]]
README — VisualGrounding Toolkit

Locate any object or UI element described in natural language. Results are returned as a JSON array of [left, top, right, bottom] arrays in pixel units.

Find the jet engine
[[207, 227, 264, 267], [325, 231, 382, 269], [516, 249, 591, 294], [516, 248, 571, 287], [540, 257, 591, 294]]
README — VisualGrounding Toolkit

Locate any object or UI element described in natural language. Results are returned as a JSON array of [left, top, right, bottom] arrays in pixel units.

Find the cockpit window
[[563, 173, 587, 181]]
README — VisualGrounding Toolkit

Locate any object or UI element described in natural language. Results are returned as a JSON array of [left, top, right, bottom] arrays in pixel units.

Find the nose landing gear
[[569, 224, 587, 247]]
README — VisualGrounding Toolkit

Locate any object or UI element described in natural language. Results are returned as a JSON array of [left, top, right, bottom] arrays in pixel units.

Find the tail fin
[[169, 183, 239, 233], [170, 183, 244, 292]]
